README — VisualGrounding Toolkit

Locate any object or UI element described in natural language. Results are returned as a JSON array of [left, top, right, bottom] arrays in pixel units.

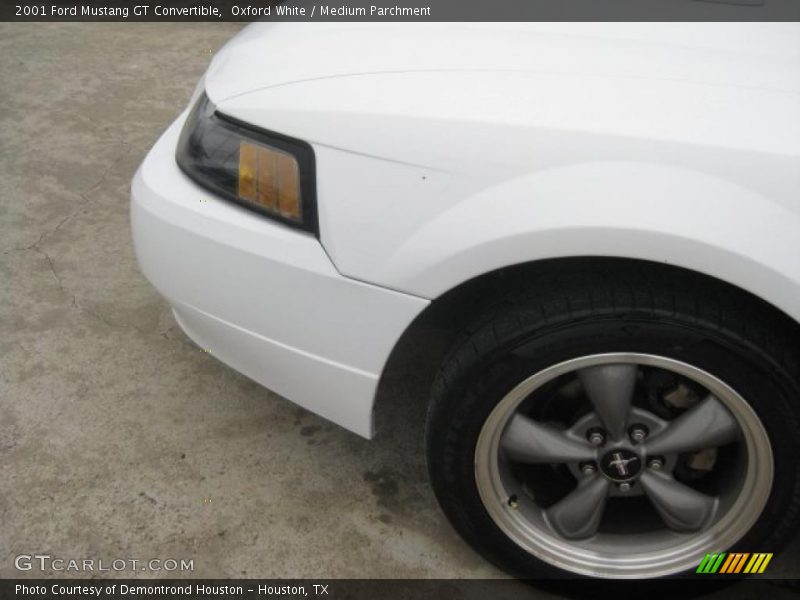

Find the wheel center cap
[[600, 448, 642, 482]]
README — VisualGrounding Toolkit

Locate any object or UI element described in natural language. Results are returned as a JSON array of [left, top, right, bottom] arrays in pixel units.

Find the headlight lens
[[176, 93, 317, 234]]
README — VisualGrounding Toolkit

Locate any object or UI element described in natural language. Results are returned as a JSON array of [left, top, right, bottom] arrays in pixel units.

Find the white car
[[131, 23, 800, 579]]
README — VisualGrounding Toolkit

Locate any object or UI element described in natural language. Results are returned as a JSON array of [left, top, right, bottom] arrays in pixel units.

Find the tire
[[425, 263, 800, 579]]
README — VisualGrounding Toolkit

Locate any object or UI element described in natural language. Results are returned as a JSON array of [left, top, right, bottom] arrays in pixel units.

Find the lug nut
[[629, 424, 649, 443], [648, 458, 664, 471], [580, 463, 597, 476], [508, 495, 519, 508], [618, 482, 632, 493], [586, 428, 606, 446]]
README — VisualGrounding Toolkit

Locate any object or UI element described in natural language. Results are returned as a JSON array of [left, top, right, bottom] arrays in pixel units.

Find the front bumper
[[130, 114, 427, 437]]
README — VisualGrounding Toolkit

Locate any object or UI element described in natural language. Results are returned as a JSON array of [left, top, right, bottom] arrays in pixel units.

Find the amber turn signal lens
[[238, 141, 302, 220], [177, 94, 316, 233]]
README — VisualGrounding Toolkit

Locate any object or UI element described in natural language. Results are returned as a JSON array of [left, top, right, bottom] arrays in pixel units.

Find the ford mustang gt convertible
[[131, 23, 800, 579]]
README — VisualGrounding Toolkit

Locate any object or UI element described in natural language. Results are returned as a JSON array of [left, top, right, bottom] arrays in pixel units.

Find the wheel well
[[372, 257, 800, 437]]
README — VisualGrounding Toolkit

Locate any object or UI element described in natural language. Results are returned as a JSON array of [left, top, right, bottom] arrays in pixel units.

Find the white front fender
[[379, 161, 800, 322]]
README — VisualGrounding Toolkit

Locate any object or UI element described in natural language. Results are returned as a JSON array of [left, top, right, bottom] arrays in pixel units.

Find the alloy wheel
[[474, 353, 773, 578]]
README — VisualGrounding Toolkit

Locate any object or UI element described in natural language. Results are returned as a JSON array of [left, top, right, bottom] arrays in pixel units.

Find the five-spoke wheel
[[426, 265, 800, 579], [473, 353, 772, 577]]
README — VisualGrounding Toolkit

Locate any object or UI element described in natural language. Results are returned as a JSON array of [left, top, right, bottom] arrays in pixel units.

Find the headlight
[[176, 92, 318, 235]]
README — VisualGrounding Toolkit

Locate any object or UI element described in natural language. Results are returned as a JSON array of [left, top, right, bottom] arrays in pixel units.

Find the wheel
[[425, 264, 800, 579]]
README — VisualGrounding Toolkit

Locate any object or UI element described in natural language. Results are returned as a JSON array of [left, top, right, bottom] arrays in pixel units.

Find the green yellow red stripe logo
[[696, 552, 773, 574]]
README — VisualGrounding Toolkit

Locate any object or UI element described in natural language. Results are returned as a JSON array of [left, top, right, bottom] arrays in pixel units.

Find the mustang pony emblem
[[608, 452, 639, 477]]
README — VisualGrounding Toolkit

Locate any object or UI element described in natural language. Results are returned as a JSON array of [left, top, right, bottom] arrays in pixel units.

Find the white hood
[[205, 22, 800, 104]]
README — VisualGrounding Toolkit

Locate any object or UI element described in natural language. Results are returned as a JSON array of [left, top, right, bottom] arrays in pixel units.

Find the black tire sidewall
[[427, 313, 800, 579]]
